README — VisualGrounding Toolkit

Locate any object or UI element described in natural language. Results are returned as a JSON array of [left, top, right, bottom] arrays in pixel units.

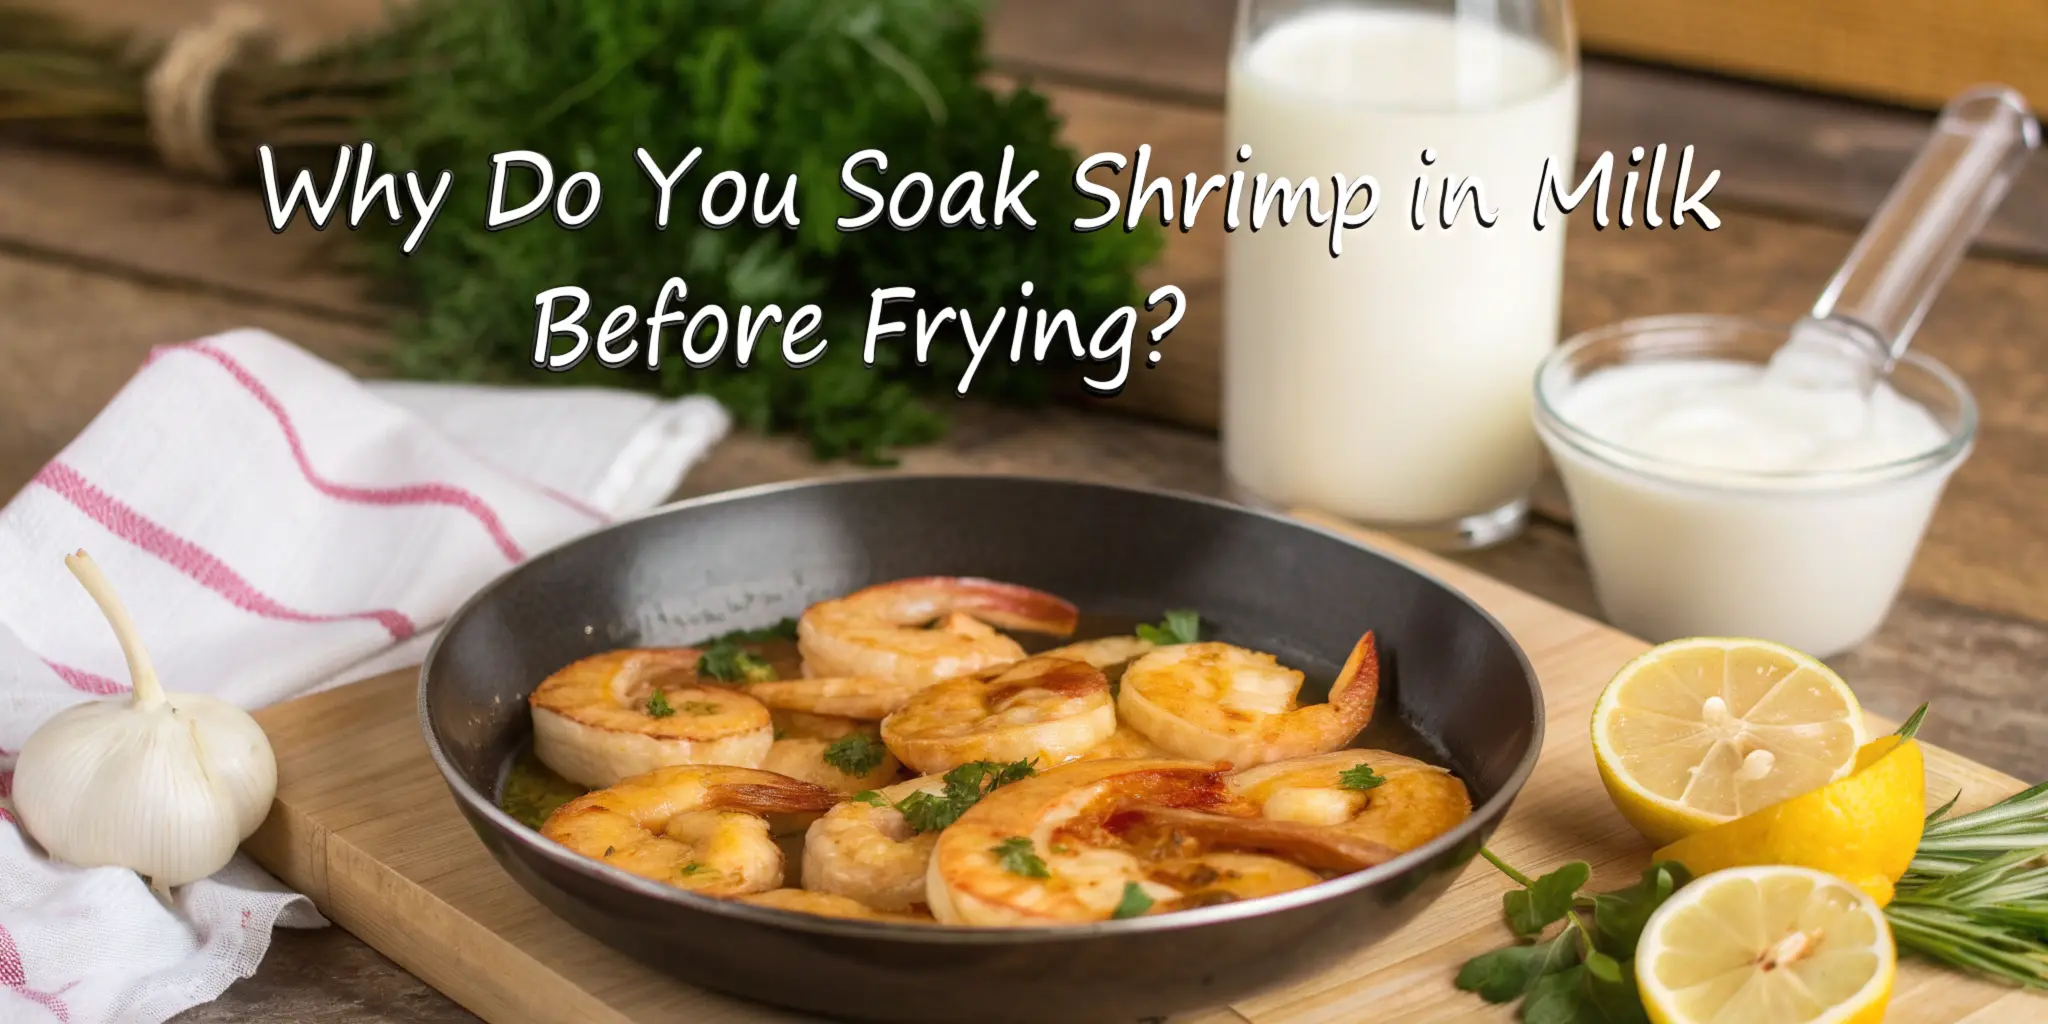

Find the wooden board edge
[[318, 825, 641, 1024]]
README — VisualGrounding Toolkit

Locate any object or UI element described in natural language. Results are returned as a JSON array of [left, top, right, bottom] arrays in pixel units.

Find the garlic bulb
[[13, 550, 278, 892]]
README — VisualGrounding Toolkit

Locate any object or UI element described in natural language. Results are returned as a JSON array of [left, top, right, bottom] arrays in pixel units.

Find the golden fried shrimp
[[734, 888, 933, 922], [927, 758, 1351, 925], [1030, 636, 1156, 672], [530, 648, 775, 787], [760, 736, 902, 797], [803, 775, 949, 912], [540, 765, 840, 896], [1117, 633, 1380, 768], [881, 656, 1117, 775], [1223, 750, 1473, 854], [769, 708, 874, 741], [748, 675, 924, 721], [1076, 725, 1171, 761], [749, 634, 1151, 724], [797, 577, 1078, 686]]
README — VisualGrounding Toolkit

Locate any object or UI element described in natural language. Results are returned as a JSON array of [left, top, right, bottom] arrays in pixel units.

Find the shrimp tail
[[1124, 806, 1401, 873], [912, 576, 1079, 636], [1329, 631, 1380, 728], [711, 779, 843, 815]]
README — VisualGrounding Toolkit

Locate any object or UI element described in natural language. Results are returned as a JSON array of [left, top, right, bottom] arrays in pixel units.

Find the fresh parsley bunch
[[1458, 853, 1690, 1023], [362, 0, 1161, 462]]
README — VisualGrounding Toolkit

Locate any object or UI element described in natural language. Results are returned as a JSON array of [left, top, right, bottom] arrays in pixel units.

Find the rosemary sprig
[[1891, 780, 2048, 988]]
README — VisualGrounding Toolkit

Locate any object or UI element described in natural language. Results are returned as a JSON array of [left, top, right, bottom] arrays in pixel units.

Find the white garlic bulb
[[13, 550, 278, 892]]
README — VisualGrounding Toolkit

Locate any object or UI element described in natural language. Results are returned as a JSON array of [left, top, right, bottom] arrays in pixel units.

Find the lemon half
[[1654, 736, 1924, 906], [1593, 638, 1867, 845], [1637, 865, 1894, 1024]]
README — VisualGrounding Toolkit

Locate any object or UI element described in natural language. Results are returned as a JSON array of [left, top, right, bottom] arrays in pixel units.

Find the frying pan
[[419, 475, 1544, 1023]]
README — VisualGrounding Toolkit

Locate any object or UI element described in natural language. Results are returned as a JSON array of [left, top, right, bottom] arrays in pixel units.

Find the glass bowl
[[1533, 314, 1976, 658]]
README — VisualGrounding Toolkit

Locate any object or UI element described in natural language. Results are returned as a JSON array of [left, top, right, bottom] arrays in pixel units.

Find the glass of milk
[[1223, 0, 1580, 550], [1534, 315, 1976, 658]]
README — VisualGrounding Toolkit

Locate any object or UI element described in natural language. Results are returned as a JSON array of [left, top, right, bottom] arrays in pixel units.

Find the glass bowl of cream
[[1533, 314, 1977, 658]]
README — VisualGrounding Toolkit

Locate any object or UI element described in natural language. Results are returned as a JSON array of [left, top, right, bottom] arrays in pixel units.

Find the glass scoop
[[1767, 85, 2041, 390]]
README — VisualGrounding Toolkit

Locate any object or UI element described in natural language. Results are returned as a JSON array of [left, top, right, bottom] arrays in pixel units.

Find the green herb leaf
[[990, 836, 1050, 878], [645, 690, 675, 718], [1506, 861, 1591, 938], [1110, 882, 1154, 919], [1521, 965, 1590, 1024], [1591, 862, 1691, 959], [1584, 958, 1653, 1024], [1337, 762, 1386, 791], [679, 862, 707, 876], [1583, 950, 1623, 984], [896, 758, 1037, 833], [700, 639, 776, 683], [1454, 932, 1581, 1003], [1135, 610, 1201, 646], [823, 732, 888, 776], [1894, 702, 1930, 740], [852, 790, 887, 806]]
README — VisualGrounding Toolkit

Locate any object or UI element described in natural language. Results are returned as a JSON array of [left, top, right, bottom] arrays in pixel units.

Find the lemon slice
[[1593, 637, 1866, 845], [1637, 866, 1894, 1024], [1655, 736, 1924, 906]]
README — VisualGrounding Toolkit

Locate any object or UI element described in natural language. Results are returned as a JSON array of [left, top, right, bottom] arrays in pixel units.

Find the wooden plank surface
[[234, 520, 2046, 1024], [1573, 0, 2048, 114]]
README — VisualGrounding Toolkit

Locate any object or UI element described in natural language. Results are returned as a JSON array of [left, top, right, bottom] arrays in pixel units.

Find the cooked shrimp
[[749, 675, 924, 722], [1075, 725, 1170, 761], [1117, 633, 1380, 768], [540, 765, 839, 896], [881, 656, 1117, 775], [1222, 749, 1472, 853], [760, 736, 901, 797], [530, 649, 775, 788], [803, 774, 949, 912], [734, 888, 932, 922], [798, 577, 1078, 686], [769, 708, 874, 741], [749, 633, 1151, 724], [928, 758, 1375, 925]]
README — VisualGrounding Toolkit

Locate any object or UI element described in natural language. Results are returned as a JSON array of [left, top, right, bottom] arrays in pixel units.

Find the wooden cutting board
[[240, 515, 2048, 1024]]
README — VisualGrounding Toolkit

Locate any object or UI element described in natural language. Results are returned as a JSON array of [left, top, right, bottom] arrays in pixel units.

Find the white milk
[[1544, 360, 1961, 658], [1224, 7, 1579, 531]]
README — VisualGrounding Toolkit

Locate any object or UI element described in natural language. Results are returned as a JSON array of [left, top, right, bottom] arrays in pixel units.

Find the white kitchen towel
[[0, 327, 730, 1024]]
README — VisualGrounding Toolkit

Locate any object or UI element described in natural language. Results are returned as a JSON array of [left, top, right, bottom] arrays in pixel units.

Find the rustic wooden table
[[1, 0, 2042, 1020]]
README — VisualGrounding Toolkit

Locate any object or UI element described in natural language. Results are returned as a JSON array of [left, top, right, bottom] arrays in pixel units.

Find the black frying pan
[[419, 475, 1543, 1023]]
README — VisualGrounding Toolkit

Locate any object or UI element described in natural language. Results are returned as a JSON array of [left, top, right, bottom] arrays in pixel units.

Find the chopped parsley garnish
[[822, 733, 888, 776], [679, 862, 709, 876], [678, 700, 722, 715], [1110, 882, 1154, 919], [852, 790, 887, 806], [891, 758, 1038, 833], [698, 638, 776, 683], [1135, 609, 1201, 646], [990, 837, 1050, 878], [644, 690, 675, 718], [1338, 762, 1387, 791]]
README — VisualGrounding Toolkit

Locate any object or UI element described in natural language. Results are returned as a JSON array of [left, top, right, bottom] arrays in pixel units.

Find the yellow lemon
[[1637, 865, 1894, 1024], [1592, 637, 1867, 845], [1654, 735, 1923, 906]]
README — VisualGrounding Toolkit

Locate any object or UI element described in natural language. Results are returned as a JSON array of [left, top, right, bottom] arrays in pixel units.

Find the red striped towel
[[0, 328, 727, 1023]]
